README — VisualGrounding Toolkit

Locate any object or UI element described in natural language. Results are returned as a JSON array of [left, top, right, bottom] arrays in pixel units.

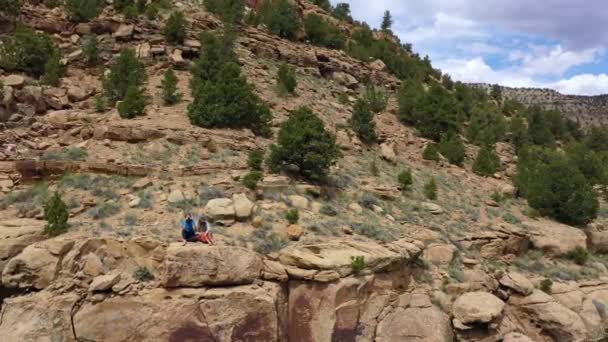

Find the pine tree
[[103, 49, 146, 103], [188, 62, 272, 137], [490, 84, 502, 101], [65, 0, 104, 22], [268, 107, 340, 181], [332, 3, 352, 22], [82, 34, 99, 66], [381, 10, 393, 33], [422, 144, 439, 161], [364, 84, 387, 113], [44, 192, 69, 236], [473, 144, 500, 177], [424, 177, 437, 200], [161, 68, 181, 105], [164, 11, 186, 44], [117, 85, 146, 118], [397, 80, 422, 124], [397, 168, 413, 191], [0, 27, 57, 78], [438, 133, 465, 165], [204, 0, 245, 23], [0, 0, 21, 18], [258, 0, 301, 40], [41, 51, 63, 86], [350, 98, 377, 144], [276, 63, 297, 95]]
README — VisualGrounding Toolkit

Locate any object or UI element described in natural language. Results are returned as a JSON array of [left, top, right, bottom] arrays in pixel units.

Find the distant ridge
[[469, 83, 608, 127]]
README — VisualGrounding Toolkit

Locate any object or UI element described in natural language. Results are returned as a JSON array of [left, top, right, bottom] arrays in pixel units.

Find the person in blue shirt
[[181, 213, 199, 245]]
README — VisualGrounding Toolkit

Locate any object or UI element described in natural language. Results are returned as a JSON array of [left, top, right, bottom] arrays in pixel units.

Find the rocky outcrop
[[526, 220, 587, 256], [453, 291, 505, 324], [0, 219, 46, 279], [160, 244, 262, 287]]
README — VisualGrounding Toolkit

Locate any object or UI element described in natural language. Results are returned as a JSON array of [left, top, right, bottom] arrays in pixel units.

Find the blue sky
[[330, 0, 608, 95]]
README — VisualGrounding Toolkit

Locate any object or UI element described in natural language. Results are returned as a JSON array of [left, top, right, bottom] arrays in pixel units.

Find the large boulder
[[376, 294, 453, 342], [500, 272, 534, 296], [0, 291, 78, 341], [232, 193, 255, 220], [0, 219, 46, 274], [203, 198, 236, 222], [526, 220, 587, 256], [160, 244, 262, 287], [503, 290, 587, 342], [2, 237, 74, 289], [453, 291, 505, 324], [422, 243, 455, 265]]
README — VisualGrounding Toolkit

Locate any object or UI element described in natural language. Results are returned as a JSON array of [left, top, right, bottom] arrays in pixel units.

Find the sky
[[329, 0, 608, 96]]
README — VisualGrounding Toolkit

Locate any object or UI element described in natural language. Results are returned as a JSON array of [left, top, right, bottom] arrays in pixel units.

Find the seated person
[[197, 216, 216, 246], [181, 213, 199, 244]]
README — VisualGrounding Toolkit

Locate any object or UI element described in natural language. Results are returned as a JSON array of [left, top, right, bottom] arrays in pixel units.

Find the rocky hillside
[[1, 1, 608, 341], [471, 83, 608, 127]]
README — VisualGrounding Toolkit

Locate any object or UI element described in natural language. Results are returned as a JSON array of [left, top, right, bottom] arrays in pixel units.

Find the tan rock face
[[423, 243, 455, 265], [203, 198, 236, 222], [232, 193, 255, 220], [504, 290, 587, 342], [160, 244, 262, 287], [376, 304, 453, 342], [0, 291, 78, 341], [453, 291, 505, 324], [526, 220, 587, 256], [0, 219, 46, 277], [500, 272, 534, 295]]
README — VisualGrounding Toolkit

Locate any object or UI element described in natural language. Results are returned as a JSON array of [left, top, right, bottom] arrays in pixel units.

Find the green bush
[[304, 14, 346, 49], [65, 0, 104, 22], [358, 193, 379, 210], [41, 51, 63, 86], [331, 3, 352, 22], [133, 266, 154, 281], [189, 62, 271, 136], [364, 85, 387, 113], [517, 147, 598, 225], [94, 94, 106, 113], [44, 192, 69, 236], [0, 27, 57, 78], [312, 0, 330, 10], [369, 158, 379, 176], [540, 278, 553, 294], [161, 68, 181, 105], [285, 208, 299, 224], [242, 170, 263, 189], [42, 147, 88, 161], [277, 63, 297, 95], [103, 49, 146, 103], [0, 0, 21, 18], [267, 106, 340, 181], [467, 102, 507, 145], [397, 168, 413, 191], [258, 0, 300, 40], [247, 149, 265, 171], [473, 144, 500, 177], [189, 32, 271, 137], [510, 115, 530, 152], [350, 255, 365, 273], [438, 133, 465, 165], [398, 82, 461, 141], [145, 2, 159, 19], [117, 85, 146, 118], [204, 0, 244, 23], [424, 178, 437, 200], [319, 204, 338, 216], [82, 34, 99, 65], [567, 247, 589, 265], [164, 11, 186, 44], [350, 98, 377, 144], [422, 144, 440, 161]]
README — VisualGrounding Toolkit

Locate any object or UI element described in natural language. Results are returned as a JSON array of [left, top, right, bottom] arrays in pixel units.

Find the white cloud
[[437, 57, 608, 95], [519, 45, 601, 76], [549, 74, 608, 95], [400, 12, 484, 43]]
